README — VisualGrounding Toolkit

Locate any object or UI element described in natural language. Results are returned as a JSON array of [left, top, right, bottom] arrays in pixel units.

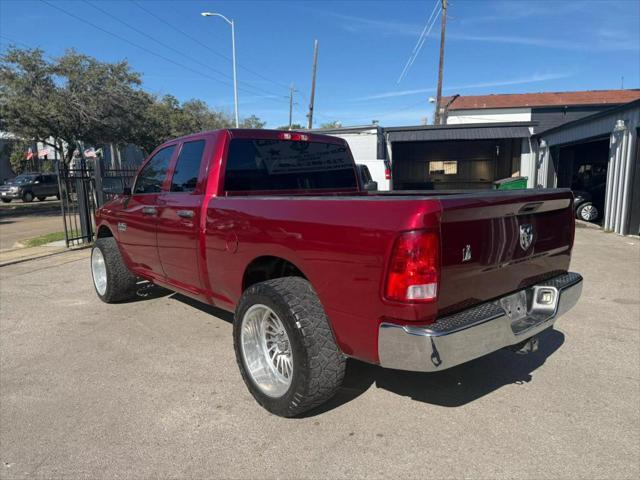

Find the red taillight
[[279, 132, 309, 141], [385, 168, 391, 180], [385, 231, 439, 303]]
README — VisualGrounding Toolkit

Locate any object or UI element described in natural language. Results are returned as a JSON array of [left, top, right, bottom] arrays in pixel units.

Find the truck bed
[[206, 188, 574, 363]]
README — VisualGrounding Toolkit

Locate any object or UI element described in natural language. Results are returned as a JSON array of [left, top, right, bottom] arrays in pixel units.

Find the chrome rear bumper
[[378, 272, 583, 372]]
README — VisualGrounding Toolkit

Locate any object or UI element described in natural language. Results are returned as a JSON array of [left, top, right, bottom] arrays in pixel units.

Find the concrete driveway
[[1, 226, 638, 479]]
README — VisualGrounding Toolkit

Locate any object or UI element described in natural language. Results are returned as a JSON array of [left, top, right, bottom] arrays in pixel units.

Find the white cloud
[[354, 72, 574, 101], [325, 8, 639, 52], [326, 12, 421, 37]]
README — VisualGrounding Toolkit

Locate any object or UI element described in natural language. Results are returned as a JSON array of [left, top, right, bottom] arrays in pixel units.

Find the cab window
[[134, 145, 175, 194], [170, 140, 205, 192]]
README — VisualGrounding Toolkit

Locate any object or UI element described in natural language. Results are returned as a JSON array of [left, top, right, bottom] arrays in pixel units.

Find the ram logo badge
[[117, 222, 127, 232], [519, 224, 534, 251], [462, 244, 472, 262]]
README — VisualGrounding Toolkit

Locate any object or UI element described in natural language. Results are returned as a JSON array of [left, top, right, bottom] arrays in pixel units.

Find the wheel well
[[242, 256, 306, 291], [96, 225, 114, 238]]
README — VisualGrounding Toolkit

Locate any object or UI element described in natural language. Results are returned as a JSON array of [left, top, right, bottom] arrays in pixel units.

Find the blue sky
[[1, 0, 639, 127]]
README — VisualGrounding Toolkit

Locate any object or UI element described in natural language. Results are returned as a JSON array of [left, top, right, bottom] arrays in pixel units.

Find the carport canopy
[[385, 122, 534, 142]]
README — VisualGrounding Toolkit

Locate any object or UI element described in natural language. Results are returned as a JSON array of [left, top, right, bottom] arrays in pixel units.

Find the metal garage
[[536, 99, 640, 235], [385, 123, 533, 190]]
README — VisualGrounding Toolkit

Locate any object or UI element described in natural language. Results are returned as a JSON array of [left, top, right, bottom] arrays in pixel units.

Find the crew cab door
[[116, 144, 176, 277], [156, 139, 208, 291]]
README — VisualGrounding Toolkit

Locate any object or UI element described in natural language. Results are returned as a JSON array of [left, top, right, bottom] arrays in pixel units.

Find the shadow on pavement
[[115, 282, 172, 303], [171, 293, 234, 323], [305, 328, 565, 416], [0, 203, 62, 218], [116, 283, 565, 416]]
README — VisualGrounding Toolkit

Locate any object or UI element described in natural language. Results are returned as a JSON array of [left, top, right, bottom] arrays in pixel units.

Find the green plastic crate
[[493, 176, 528, 190]]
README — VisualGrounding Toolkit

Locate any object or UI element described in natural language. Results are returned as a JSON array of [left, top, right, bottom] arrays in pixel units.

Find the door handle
[[177, 209, 194, 219], [142, 206, 157, 216]]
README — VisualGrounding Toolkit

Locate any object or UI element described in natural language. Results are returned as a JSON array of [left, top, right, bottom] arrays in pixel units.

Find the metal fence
[[56, 160, 139, 247], [56, 162, 96, 247]]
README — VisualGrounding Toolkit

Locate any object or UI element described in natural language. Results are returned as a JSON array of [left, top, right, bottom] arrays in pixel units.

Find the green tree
[[0, 47, 150, 163], [0, 46, 266, 158], [319, 121, 342, 129], [138, 96, 265, 154], [240, 115, 266, 129], [7, 142, 28, 175], [277, 123, 304, 130]]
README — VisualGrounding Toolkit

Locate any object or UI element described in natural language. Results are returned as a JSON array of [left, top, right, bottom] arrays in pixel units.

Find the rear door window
[[224, 139, 357, 191], [170, 140, 206, 193], [134, 145, 175, 194]]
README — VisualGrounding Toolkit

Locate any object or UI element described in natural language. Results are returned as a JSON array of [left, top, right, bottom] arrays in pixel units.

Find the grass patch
[[24, 231, 78, 247]]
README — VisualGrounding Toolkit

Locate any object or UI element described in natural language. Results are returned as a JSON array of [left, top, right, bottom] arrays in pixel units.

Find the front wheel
[[91, 237, 137, 303], [1, 198, 11, 203], [22, 191, 34, 202], [577, 202, 599, 222], [234, 277, 346, 417]]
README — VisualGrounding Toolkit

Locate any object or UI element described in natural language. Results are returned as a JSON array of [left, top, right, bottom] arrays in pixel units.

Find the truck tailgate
[[437, 189, 575, 316]]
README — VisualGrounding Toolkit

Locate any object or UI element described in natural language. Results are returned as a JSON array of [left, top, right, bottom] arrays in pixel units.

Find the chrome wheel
[[240, 304, 293, 398], [580, 204, 598, 221], [91, 247, 108, 296]]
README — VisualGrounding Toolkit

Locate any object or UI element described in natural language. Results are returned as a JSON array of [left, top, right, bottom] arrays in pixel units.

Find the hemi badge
[[117, 222, 127, 232]]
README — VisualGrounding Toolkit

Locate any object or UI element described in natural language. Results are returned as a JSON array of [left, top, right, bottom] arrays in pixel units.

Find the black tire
[[37, 196, 47, 201], [234, 277, 346, 417], [1, 198, 11, 203], [576, 202, 599, 222], [91, 237, 137, 303], [22, 191, 34, 202]]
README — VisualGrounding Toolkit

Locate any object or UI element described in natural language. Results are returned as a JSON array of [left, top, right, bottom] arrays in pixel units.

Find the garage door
[[392, 139, 500, 190]]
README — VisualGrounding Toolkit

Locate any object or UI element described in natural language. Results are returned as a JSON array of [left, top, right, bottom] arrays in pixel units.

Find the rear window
[[224, 139, 357, 192]]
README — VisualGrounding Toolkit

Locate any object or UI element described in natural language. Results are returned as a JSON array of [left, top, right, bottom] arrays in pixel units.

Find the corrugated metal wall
[[537, 105, 640, 235]]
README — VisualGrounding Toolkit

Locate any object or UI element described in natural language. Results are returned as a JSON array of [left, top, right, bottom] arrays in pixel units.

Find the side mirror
[[363, 180, 378, 191]]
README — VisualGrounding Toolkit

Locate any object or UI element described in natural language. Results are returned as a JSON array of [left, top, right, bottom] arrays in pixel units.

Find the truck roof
[[166, 128, 347, 145]]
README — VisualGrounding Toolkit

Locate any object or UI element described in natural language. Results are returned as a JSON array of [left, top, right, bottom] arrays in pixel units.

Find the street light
[[201, 11, 239, 127]]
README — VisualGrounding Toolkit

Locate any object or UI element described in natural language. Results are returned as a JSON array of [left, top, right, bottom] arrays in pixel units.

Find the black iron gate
[[56, 161, 96, 247], [56, 160, 138, 247]]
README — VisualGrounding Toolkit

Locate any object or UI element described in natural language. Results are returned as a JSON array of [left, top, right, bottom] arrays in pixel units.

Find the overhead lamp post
[[201, 11, 239, 127]]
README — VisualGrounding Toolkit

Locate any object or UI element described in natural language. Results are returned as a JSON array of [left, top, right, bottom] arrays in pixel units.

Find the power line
[[397, 0, 441, 84], [38, 0, 284, 105], [82, 0, 281, 99], [132, 0, 290, 92]]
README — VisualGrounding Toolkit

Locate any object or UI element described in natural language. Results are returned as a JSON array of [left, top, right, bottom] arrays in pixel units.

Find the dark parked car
[[0, 173, 60, 203], [573, 183, 605, 222], [571, 163, 606, 222]]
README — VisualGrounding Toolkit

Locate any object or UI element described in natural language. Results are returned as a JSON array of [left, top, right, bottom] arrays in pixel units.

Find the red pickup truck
[[92, 129, 582, 417]]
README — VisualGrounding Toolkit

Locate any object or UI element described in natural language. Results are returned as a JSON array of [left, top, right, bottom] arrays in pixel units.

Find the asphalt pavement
[[0, 226, 638, 479]]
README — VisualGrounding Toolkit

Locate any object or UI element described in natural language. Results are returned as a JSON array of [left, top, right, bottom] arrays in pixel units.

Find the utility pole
[[434, 0, 447, 125], [289, 83, 295, 130], [307, 39, 319, 129]]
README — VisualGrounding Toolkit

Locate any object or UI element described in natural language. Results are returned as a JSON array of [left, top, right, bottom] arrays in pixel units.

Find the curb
[[0, 246, 90, 268]]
